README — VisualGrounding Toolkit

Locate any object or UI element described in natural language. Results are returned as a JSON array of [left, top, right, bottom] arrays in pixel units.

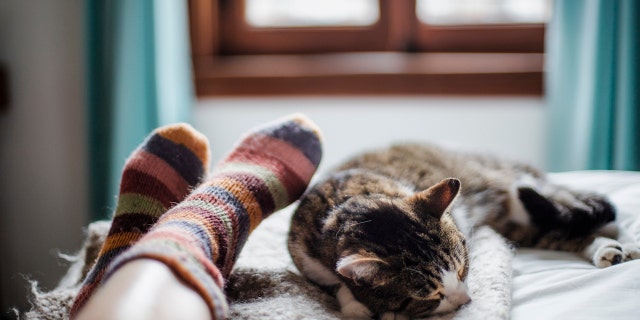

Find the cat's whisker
[[354, 219, 372, 226]]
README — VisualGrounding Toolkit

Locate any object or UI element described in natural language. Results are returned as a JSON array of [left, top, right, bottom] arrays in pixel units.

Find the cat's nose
[[460, 292, 471, 305], [449, 289, 471, 307]]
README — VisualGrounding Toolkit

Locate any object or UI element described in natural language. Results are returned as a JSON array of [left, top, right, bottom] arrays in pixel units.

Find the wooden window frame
[[189, 0, 545, 96]]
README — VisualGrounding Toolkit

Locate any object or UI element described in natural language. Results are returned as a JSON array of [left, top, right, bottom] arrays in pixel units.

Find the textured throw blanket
[[21, 206, 514, 320]]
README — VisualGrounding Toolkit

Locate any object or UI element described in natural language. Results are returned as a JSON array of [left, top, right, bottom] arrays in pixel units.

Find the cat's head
[[326, 178, 470, 318]]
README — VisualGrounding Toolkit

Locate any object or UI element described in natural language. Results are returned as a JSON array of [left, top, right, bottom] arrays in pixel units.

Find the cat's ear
[[336, 254, 387, 285], [408, 178, 460, 220]]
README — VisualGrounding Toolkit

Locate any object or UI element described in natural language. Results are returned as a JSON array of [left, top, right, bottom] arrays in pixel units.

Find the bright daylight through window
[[417, 0, 552, 25], [246, 0, 379, 27], [246, 0, 552, 27]]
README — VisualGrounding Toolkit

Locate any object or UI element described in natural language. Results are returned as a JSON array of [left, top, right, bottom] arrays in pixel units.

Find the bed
[[23, 170, 640, 319], [511, 171, 640, 320]]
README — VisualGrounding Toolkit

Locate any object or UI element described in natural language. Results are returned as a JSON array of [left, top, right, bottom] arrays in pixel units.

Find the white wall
[[0, 0, 87, 314], [195, 97, 547, 175]]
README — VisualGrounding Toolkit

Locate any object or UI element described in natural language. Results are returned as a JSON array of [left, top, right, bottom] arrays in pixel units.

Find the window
[[417, 0, 551, 25], [189, 0, 550, 96], [246, 0, 379, 27]]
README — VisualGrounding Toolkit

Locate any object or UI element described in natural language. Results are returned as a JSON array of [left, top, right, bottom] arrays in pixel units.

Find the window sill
[[192, 52, 543, 96]]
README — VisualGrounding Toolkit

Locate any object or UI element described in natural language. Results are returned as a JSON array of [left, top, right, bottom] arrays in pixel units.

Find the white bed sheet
[[233, 171, 640, 319], [511, 171, 640, 320]]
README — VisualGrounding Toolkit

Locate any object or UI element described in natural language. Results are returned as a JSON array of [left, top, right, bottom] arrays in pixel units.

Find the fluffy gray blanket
[[21, 206, 513, 320]]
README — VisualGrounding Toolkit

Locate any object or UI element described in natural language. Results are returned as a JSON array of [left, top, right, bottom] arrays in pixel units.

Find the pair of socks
[[70, 114, 323, 319]]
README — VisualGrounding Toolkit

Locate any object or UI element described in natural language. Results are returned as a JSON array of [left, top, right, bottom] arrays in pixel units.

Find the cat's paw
[[622, 243, 640, 262], [341, 300, 373, 319], [593, 241, 624, 268], [337, 284, 374, 319]]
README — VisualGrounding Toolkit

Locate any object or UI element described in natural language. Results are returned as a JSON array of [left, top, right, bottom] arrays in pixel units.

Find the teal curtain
[[546, 0, 639, 171], [87, 0, 194, 220]]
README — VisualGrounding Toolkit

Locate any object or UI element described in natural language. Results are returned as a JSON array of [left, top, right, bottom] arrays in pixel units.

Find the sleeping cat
[[288, 143, 640, 320]]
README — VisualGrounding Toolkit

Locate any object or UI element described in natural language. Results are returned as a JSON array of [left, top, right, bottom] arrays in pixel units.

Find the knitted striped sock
[[103, 114, 323, 319], [70, 123, 210, 317]]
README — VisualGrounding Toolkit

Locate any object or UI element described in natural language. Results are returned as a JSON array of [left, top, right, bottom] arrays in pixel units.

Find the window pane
[[245, 0, 379, 27], [417, 0, 552, 25]]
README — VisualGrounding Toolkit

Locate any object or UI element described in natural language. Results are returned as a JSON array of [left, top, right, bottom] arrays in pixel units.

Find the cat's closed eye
[[410, 286, 442, 301], [425, 290, 444, 301]]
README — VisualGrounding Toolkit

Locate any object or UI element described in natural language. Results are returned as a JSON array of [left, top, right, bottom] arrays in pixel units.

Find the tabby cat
[[288, 143, 639, 319]]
